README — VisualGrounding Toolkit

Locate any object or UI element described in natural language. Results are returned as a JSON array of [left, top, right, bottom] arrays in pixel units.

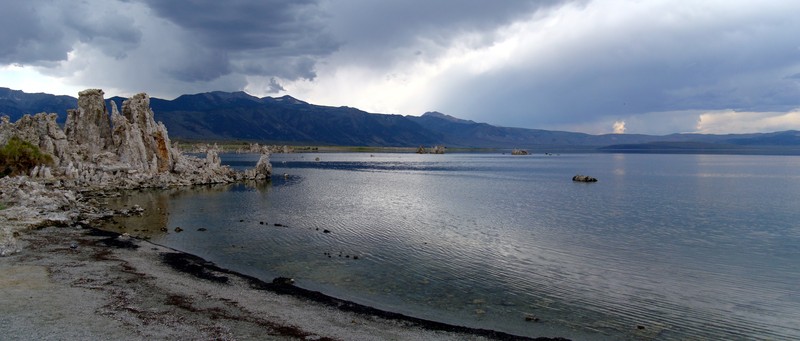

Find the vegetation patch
[[0, 136, 53, 177]]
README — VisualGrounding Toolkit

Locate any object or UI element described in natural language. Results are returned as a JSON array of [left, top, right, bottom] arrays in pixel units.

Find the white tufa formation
[[0, 89, 271, 190]]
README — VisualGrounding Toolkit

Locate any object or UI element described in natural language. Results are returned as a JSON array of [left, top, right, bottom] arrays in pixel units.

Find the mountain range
[[2, 87, 800, 153]]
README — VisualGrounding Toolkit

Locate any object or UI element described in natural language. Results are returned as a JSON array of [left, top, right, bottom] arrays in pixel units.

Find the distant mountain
[[119, 92, 443, 146], [3, 87, 800, 153], [0, 87, 76, 123], [409, 111, 663, 148], [724, 130, 800, 145]]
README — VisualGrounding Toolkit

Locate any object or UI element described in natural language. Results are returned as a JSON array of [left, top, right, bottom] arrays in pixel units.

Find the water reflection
[[93, 153, 800, 340], [612, 153, 626, 176], [101, 181, 273, 238]]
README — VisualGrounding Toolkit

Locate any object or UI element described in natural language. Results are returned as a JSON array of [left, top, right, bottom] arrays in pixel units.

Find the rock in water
[[241, 151, 272, 180], [253, 152, 272, 179], [572, 174, 598, 182]]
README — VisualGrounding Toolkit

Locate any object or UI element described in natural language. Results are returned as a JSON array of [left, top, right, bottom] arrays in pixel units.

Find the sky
[[1, 0, 800, 135]]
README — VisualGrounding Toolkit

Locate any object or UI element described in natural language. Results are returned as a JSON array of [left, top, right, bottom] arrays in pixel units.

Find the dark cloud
[[322, 0, 579, 68], [0, 0, 336, 93], [0, 1, 143, 64], [61, 3, 142, 59], [141, 0, 338, 80], [237, 56, 317, 80], [164, 49, 232, 82], [0, 2, 70, 64], [266, 78, 285, 93], [142, 0, 327, 50]]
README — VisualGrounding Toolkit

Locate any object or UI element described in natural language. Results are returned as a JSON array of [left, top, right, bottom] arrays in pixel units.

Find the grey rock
[[65, 89, 113, 156]]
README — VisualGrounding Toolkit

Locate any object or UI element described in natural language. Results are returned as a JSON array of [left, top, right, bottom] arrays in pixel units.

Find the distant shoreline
[[174, 140, 800, 156]]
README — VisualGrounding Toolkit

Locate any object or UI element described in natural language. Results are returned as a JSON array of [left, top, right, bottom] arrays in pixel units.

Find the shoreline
[[1, 224, 568, 341]]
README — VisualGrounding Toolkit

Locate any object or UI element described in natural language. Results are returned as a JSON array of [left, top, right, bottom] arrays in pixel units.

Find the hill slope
[[131, 92, 442, 146]]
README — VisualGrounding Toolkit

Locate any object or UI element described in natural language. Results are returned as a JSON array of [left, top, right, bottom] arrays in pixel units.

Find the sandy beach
[[1, 224, 565, 341]]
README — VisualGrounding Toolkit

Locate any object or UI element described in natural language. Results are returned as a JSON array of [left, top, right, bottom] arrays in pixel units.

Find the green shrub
[[0, 136, 54, 177]]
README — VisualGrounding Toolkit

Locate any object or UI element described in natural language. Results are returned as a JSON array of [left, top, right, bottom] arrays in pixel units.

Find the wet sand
[[1, 225, 566, 341]]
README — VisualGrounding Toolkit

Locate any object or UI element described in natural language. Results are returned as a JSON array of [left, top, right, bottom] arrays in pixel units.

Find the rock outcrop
[[64, 89, 113, 156], [244, 152, 273, 180], [0, 89, 271, 190], [1, 88, 274, 256], [0, 175, 104, 256]]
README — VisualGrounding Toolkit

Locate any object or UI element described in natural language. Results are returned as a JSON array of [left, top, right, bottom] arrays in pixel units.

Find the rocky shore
[[1, 89, 272, 256], [0, 89, 570, 340]]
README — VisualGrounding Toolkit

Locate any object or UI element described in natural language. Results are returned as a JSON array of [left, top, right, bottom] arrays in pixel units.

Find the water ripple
[[118, 153, 800, 340]]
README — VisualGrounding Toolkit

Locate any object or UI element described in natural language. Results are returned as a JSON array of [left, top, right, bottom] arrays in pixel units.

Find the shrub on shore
[[0, 136, 53, 177]]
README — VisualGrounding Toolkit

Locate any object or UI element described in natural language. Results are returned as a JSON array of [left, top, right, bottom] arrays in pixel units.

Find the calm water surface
[[110, 153, 800, 340]]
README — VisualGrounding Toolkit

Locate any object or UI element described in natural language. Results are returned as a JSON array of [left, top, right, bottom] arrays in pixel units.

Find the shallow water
[[108, 153, 800, 340]]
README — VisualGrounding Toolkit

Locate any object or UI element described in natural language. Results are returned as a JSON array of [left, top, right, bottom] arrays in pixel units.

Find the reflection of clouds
[[613, 153, 626, 176]]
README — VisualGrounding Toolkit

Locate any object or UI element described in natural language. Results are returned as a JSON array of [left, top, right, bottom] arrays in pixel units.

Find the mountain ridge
[[2, 87, 800, 152]]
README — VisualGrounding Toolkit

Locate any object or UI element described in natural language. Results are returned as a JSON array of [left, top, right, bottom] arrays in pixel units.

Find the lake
[[108, 152, 800, 340]]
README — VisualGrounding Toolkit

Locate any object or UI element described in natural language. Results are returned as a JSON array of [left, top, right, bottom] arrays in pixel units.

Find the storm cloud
[[1, 0, 800, 134]]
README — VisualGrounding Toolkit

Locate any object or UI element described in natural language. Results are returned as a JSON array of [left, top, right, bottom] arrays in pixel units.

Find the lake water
[[108, 153, 800, 340]]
